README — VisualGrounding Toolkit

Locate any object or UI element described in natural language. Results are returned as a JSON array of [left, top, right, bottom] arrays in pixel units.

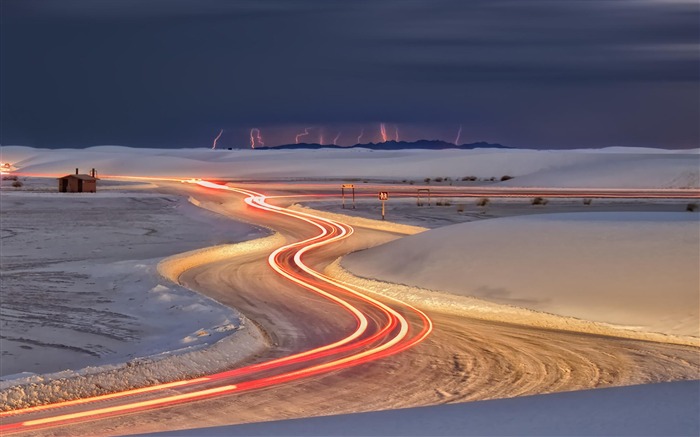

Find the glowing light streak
[[211, 129, 223, 150], [21, 385, 238, 427], [394, 125, 400, 142], [357, 128, 365, 144], [333, 132, 341, 146], [170, 184, 424, 382], [0, 378, 210, 417], [455, 124, 463, 145], [295, 127, 311, 144]]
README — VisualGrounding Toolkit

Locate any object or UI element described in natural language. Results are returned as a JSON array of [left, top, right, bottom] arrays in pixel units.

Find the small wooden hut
[[58, 168, 98, 193]]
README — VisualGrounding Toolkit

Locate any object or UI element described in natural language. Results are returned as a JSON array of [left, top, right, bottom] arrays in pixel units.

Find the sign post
[[417, 188, 431, 207], [341, 184, 355, 209], [378, 191, 389, 220]]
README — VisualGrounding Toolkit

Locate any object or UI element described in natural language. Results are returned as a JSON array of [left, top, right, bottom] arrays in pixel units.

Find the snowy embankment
[[143, 380, 700, 437], [342, 212, 700, 340], [0, 186, 272, 409], [2, 145, 698, 188]]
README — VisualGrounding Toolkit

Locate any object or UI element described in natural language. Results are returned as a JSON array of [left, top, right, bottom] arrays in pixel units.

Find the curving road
[[1, 181, 698, 436], [0, 181, 432, 434]]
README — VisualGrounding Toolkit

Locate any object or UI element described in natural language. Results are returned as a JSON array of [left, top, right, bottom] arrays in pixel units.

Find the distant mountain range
[[254, 140, 511, 151]]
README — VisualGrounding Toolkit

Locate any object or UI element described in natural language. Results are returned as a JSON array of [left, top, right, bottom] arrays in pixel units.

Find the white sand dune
[[343, 211, 700, 337], [142, 380, 700, 437], [1, 146, 698, 432], [2, 145, 698, 188]]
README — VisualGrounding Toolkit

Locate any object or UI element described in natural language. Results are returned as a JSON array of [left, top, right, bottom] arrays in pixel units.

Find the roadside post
[[378, 191, 389, 220], [417, 188, 431, 207], [341, 184, 355, 209]]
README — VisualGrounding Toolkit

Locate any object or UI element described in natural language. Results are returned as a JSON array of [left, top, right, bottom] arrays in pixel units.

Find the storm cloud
[[1, 0, 698, 148]]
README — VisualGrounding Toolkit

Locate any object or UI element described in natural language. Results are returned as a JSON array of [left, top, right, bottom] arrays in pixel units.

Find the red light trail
[[380, 123, 388, 142], [0, 180, 433, 434]]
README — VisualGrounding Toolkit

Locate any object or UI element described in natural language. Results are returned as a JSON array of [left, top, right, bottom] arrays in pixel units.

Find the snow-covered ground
[[343, 211, 699, 339], [0, 179, 267, 387], [2, 145, 698, 188], [142, 380, 700, 437]]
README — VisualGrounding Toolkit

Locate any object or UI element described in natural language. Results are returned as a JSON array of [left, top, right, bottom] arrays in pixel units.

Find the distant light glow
[[394, 125, 400, 142], [380, 123, 388, 142], [0, 162, 16, 174], [357, 128, 365, 144], [455, 124, 463, 145], [333, 132, 341, 145]]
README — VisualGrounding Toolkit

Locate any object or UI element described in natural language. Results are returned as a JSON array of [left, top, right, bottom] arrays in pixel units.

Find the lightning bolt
[[250, 128, 264, 149], [455, 124, 463, 145], [211, 129, 223, 150], [296, 127, 311, 144], [357, 128, 365, 144], [394, 125, 400, 142], [380, 123, 388, 142], [333, 131, 341, 146]]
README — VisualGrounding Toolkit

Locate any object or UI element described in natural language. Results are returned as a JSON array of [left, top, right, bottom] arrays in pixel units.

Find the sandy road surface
[[7, 182, 699, 436]]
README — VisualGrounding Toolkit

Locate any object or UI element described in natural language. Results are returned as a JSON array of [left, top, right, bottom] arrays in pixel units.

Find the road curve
[[1, 181, 698, 436], [0, 181, 432, 434]]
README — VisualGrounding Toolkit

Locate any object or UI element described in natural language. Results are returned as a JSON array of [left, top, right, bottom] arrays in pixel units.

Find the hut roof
[[58, 174, 98, 181]]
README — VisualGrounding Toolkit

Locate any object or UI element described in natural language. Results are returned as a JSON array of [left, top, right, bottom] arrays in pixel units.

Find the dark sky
[[1, 0, 698, 149]]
